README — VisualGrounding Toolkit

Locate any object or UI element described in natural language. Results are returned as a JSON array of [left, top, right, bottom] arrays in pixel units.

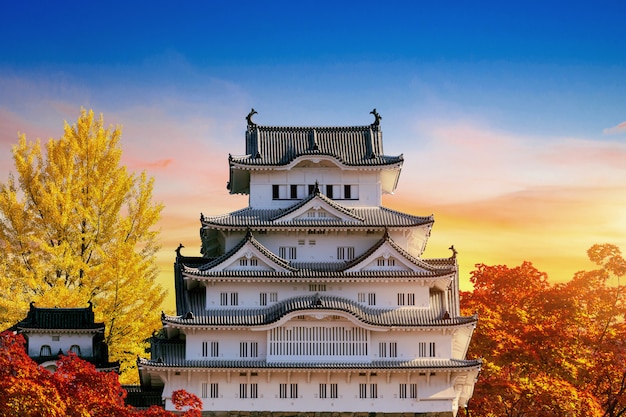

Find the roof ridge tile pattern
[[201, 205, 434, 229], [163, 293, 476, 328], [230, 124, 403, 167]]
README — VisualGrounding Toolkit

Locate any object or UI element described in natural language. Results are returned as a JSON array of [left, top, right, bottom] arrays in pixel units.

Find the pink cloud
[[603, 122, 626, 135]]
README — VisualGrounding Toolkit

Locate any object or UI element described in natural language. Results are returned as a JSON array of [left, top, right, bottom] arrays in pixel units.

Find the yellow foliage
[[0, 109, 166, 382]]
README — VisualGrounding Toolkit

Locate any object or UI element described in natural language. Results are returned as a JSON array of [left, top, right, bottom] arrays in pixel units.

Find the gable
[[272, 196, 363, 224], [201, 239, 293, 273], [343, 241, 431, 273]]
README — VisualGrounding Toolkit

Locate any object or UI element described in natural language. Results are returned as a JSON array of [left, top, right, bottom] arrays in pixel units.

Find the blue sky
[[1, 1, 626, 306]]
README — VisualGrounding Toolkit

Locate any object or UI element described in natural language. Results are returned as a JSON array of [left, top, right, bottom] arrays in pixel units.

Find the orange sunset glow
[[1, 2, 625, 313]]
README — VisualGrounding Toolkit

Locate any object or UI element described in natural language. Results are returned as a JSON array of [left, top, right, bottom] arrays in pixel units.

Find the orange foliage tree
[[462, 244, 626, 417], [0, 331, 202, 417]]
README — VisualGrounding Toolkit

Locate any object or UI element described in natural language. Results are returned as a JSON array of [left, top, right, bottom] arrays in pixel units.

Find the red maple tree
[[462, 244, 626, 417], [0, 331, 202, 417]]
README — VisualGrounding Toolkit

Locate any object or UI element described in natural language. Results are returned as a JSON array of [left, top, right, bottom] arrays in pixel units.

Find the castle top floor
[[228, 109, 404, 209]]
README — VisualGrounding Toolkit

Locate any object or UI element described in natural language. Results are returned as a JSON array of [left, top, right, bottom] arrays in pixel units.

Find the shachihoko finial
[[370, 108, 382, 127], [246, 108, 258, 128]]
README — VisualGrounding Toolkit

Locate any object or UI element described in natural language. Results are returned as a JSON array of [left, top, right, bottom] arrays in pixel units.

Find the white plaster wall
[[205, 281, 432, 310], [221, 229, 431, 265], [249, 168, 382, 209], [26, 333, 93, 357], [160, 369, 461, 414], [186, 329, 267, 360]]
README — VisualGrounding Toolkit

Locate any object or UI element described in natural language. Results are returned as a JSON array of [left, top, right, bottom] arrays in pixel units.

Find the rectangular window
[[410, 383, 417, 399], [326, 184, 334, 199], [379, 342, 387, 358], [220, 292, 228, 306], [319, 383, 327, 399], [399, 383, 407, 399], [269, 292, 278, 302], [377, 258, 385, 266], [330, 383, 338, 399], [368, 293, 376, 306], [337, 247, 355, 260], [308, 184, 315, 194], [407, 293, 415, 305], [240, 383, 248, 399], [250, 258, 258, 266], [239, 342, 259, 358], [202, 341, 219, 357], [239, 258, 248, 266], [390, 342, 397, 357], [231, 292, 239, 306], [202, 383, 209, 398], [279, 247, 297, 260], [280, 383, 288, 399], [370, 384, 378, 399], [290, 184, 298, 199], [260, 292, 267, 306], [290, 383, 298, 399], [359, 383, 367, 399], [397, 293, 405, 306], [344, 184, 351, 199], [211, 383, 219, 399], [250, 383, 258, 399], [358, 293, 366, 303], [272, 185, 280, 199], [309, 283, 326, 292], [418, 342, 435, 357], [309, 239, 316, 245], [52, 335, 60, 342]]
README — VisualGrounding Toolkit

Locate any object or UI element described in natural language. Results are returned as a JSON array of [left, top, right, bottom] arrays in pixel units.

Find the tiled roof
[[140, 337, 481, 371], [201, 205, 433, 229], [184, 230, 454, 279], [197, 231, 296, 272], [270, 189, 364, 222], [163, 292, 476, 328], [230, 121, 403, 168], [342, 232, 453, 273], [16, 302, 104, 331]]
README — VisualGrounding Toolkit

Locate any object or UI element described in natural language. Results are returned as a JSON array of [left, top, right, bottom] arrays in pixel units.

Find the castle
[[137, 110, 480, 416]]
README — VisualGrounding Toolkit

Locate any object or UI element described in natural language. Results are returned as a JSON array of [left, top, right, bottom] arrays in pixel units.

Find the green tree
[[0, 109, 166, 382]]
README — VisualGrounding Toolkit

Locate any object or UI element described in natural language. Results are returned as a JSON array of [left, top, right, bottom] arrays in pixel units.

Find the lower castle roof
[[163, 293, 477, 328], [139, 356, 481, 372]]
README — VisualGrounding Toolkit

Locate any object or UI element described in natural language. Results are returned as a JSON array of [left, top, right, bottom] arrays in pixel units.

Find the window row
[[218, 291, 425, 308], [200, 382, 417, 400], [202, 340, 436, 359], [39, 344, 81, 356], [272, 184, 359, 200]]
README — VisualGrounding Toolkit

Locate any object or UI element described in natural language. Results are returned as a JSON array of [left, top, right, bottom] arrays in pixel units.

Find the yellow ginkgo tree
[[0, 109, 166, 382]]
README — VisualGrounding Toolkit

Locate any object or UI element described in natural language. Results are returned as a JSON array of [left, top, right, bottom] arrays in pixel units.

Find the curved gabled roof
[[163, 293, 476, 328], [200, 205, 433, 230], [269, 186, 364, 222], [340, 231, 453, 274], [197, 231, 297, 272], [139, 344, 482, 371], [230, 122, 403, 168], [16, 302, 104, 331]]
